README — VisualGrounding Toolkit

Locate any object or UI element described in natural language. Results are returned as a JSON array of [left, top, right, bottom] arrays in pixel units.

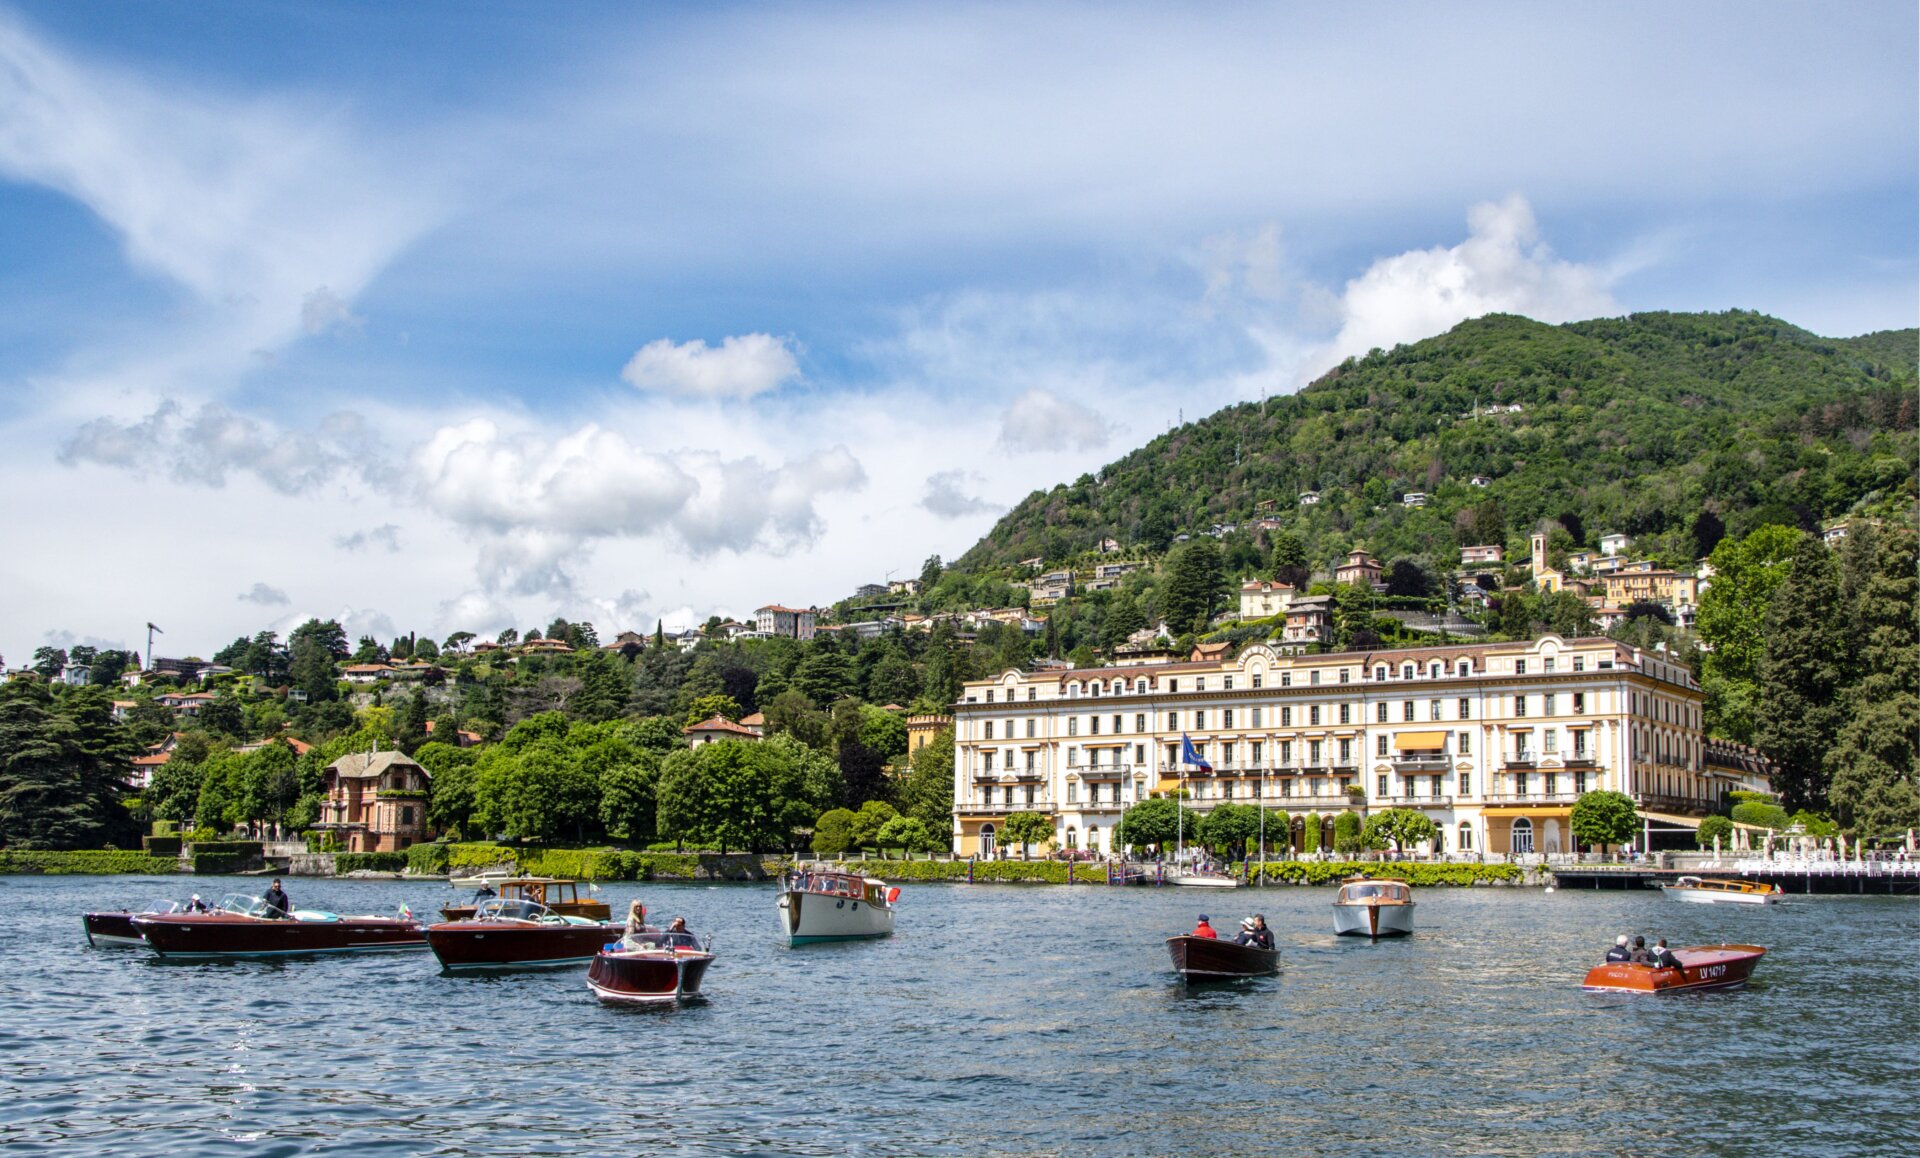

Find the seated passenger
[[1627, 936, 1653, 964], [1651, 939, 1682, 969], [1249, 915, 1274, 950], [1604, 935, 1632, 963], [1191, 915, 1218, 939], [1235, 917, 1259, 945]]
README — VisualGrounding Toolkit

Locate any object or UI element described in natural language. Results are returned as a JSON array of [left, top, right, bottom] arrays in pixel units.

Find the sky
[[1, 1, 1914, 667]]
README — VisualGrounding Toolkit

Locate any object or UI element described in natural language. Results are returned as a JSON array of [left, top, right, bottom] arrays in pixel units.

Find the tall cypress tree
[[1825, 526, 1920, 838], [1754, 534, 1847, 812]]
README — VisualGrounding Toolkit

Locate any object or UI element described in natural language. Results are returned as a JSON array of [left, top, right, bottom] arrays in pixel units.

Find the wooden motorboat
[[777, 870, 897, 945], [585, 930, 714, 1005], [133, 894, 428, 958], [439, 877, 610, 923], [1167, 868, 1241, 889], [1165, 934, 1280, 979], [1661, 876, 1780, 905], [84, 900, 182, 947], [426, 898, 624, 971], [1332, 877, 1416, 938], [1583, 944, 1768, 993]]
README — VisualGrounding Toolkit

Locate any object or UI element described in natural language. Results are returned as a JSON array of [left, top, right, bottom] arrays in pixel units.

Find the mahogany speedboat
[[1165, 934, 1280, 979], [84, 900, 182, 948], [1661, 876, 1781, 905], [1582, 944, 1768, 994], [133, 894, 428, 959], [427, 898, 623, 971], [585, 929, 714, 1005], [440, 877, 610, 922], [1333, 877, 1415, 938]]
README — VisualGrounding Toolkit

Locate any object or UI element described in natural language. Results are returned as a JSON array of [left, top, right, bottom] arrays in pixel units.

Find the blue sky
[[2, 1, 1914, 665]]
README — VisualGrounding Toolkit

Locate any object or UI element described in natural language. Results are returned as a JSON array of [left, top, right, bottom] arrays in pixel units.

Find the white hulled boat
[[777, 870, 898, 944], [1332, 877, 1415, 937], [1660, 876, 1781, 905]]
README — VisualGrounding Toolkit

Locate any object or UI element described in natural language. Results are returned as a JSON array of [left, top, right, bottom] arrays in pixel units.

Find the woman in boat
[[625, 900, 648, 936]]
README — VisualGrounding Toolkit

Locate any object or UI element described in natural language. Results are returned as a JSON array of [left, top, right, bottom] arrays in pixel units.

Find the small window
[[1135, 713, 1147, 732], [1515, 696, 1528, 718], [1223, 709, 1235, 728], [1515, 659, 1528, 675], [1194, 711, 1206, 729], [1251, 708, 1262, 728], [1027, 688, 1036, 701], [1375, 666, 1388, 681], [1544, 694, 1557, 716], [1458, 731, 1472, 755], [1339, 704, 1351, 725], [1457, 660, 1470, 677], [1195, 678, 1206, 692], [1403, 701, 1415, 722], [1429, 662, 1443, 678], [1310, 670, 1321, 686], [1135, 679, 1147, 693], [1430, 699, 1443, 722], [1066, 719, 1076, 736], [1167, 679, 1179, 693], [1377, 735, 1389, 757], [1309, 705, 1321, 726], [1281, 673, 1293, 688], [1572, 658, 1585, 673], [1402, 664, 1415, 679], [1281, 706, 1293, 727], [1544, 658, 1556, 673], [1340, 669, 1351, 684], [1224, 676, 1235, 691], [1089, 716, 1100, 735], [985, 722, 995, 739], [1252, 674, 1263, 688], [1377, 773, 1388, 796], [1459, 698, 1471, 720], [1167, 712, 1178, 730], [986, 690, 996, 704], [1376, 702, 1388, 723]]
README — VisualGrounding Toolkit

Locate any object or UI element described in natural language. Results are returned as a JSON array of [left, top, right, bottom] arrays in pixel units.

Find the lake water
[[1, 874, 1913, 1156]]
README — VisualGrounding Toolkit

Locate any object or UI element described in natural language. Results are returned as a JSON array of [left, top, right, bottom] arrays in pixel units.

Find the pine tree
[[1826, 526, 1920, 838], [1162, 539, 1225, 633], [1754, 534, 1847, 812]]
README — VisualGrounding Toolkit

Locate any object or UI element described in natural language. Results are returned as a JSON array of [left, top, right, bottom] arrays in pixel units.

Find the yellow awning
[[1395, 731, 1447, 751], [1153, 778, 1183, 794], [1637, 811, 1703, 829]]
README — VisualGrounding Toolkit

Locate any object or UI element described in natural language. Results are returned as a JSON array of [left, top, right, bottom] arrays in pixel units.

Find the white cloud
[[238, 582, 290, 606], [920, 469, 995, 519], [57, 401, 366, 495], [997, 388, 1113, 453], [301, 287, 363, 335], [336, 524, 403, 553], [1316, 195, 1618, 368], [620, 334, 802, 399]]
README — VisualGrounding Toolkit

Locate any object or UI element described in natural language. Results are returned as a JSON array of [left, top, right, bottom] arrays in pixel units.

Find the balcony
[[1481, 792, 1581, 806], [1392, 794, 1455, 807], [957, 799, 1057, 816], [1503, 760, 1537, 772], [1392, 756, 1451, 772], [1635, 792, 1711, 817]]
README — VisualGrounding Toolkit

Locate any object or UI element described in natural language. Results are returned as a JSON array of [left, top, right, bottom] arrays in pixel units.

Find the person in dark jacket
[[262, 879, 292, 919], [1627, 935, 1652, 964], [1251, 915, 1274, 950], [1604, 935, 1632, 963], [1651, 939, 1683, 969]]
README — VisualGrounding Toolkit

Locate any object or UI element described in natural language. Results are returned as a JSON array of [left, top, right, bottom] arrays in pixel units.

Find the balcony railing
[[1392, 756, 1451, 771], [1393, 794, 1455, 806], [1635, 792, 1712, 817], [958, 800, 1056, 815], [1481, 792, 1581, 805]]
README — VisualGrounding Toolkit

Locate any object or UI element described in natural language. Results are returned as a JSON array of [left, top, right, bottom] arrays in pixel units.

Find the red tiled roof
[[682, 715, 760, 737], [738, 712, 765, 727], [755, 605, 811, 615]]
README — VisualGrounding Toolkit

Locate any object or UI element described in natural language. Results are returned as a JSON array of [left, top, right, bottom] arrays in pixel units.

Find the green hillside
[[956, 310, 1916, 575]]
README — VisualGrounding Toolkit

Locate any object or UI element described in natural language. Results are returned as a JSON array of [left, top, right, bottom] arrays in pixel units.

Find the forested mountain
[[957, 311, 1917, 574]]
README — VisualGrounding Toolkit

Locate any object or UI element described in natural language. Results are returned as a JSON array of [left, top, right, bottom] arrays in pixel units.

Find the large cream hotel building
[[951, 635, 1715, 859]]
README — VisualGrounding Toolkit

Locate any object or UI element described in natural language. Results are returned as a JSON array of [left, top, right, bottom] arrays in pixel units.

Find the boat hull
[[1661, 886, 1779, 906], [585, 950, 713, 1004], [1165, 935, 1280, 978], [83, 912, 147, 948], [426, 921, 624, 970], [133, 912, 428, 958], [778, 889, 895, 945], [1333, 900, 1416, 938], [1582, 944, 1767, 993], [1167, 873, 1241, 889]]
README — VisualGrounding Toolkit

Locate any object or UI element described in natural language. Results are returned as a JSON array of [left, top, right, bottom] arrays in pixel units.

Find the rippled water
[[1, 874, 1913, 1156]]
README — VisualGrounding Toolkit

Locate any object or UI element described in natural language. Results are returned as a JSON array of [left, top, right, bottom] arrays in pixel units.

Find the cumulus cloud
[[335, 524, 403, 553], [58, 400, 368, 494], [1318, 195, 1617, 367], [407, 419, 866, 595], [997, 388, 1114, 453], [237, 582, 290, 606], [920, 469, 995, 519], [620, 334, 802, 399], [434, 591, 517, 639]]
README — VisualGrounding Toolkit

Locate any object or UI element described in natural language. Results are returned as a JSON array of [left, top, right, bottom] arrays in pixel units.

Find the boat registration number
[[1698, 965, 1726, 980]]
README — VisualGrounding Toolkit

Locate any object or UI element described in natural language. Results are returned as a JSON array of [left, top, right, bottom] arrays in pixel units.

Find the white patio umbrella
[[1907, 828, 1915, 854]]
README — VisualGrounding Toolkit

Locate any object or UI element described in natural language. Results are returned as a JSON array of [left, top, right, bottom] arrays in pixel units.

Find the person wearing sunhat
[[1190, 914, 1218, 939]]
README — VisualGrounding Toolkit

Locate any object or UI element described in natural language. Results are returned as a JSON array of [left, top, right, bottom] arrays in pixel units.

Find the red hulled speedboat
[[1582, 944, 1768, 994], [84, 900, 183, 948], [1166, 934, 1281, 979], [585, 929, 714, 1005], [427, 898, 624, 971], [133, 894, 428, 959]]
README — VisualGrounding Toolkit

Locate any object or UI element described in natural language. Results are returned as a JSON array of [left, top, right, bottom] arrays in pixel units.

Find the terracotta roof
[[325, 750, 427, 780], [682, 715, 760, 737], [755, 604, 811, 615], [131, 753, 171, 767], [738, 712, 765, 727], [342, 664, 392, 673]]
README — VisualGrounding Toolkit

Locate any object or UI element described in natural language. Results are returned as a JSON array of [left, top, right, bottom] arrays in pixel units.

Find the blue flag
[[1180, 733, 1212, 772]]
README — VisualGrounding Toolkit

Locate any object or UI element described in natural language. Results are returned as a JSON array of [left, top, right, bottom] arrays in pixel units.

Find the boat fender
[[836, 899, 845, 908], [886, 887, 901, 904]]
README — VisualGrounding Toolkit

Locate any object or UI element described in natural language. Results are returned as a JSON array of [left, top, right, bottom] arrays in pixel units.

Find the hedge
[[406, 842, 453, 876], [839, 860, 1107, 884], [1250, 861, 1524, 887], [336, 852, 408, 873], [143, 836, 183, 857], [0, 850, 179, 875], [187, 841, 263, 858], [191, 852, 248, 875], [411, 843, 783, 882]]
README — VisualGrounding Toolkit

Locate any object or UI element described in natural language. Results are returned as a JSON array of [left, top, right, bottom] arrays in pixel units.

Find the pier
[[1552, 858, 1920, 896]]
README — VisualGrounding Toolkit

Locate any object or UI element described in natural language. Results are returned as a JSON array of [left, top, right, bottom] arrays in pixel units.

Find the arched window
[[1065, 826, 1078, 850], [979, 824, 996, 858], [1510, 817, 1534, 854], [1458, 822, 1473, 851], [1087, 825, 1101, 854]]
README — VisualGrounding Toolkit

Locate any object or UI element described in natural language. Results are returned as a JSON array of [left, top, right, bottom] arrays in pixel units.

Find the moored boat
[[1165, 934, 1280, 979], [439, 877, 610, 922], [1582, 944, 1768, 993], [1332, 877, 1415, 938], [426, 898, 624, 971], [1660, 876, 1780, 905], [777, 870, 897, 945], [1167, 868, 1241, 889], [585, 930, 714, 1005], [133, 894, 428, 959], [84, 900, 182, 948]]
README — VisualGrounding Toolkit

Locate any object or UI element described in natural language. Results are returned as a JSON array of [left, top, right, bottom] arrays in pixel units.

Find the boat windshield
[[141, 900, 182, 915], [476, 898, 556, 923], [619, 930, 702, 951], [218, 894, 273, 917]]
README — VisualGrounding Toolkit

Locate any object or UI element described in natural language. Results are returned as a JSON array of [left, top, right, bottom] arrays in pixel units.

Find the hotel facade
[[951, 635, 1716, 859]]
